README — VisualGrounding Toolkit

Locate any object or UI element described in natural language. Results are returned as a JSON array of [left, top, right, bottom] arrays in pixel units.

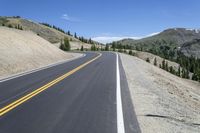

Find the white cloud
[[61, 14, 80, 22], [92, 36, 139, 44], [61, 14, 70, 20], [92, 32, 160, 44]]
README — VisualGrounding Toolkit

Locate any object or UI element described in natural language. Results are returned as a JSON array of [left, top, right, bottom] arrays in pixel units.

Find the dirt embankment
[[131, 50, 180, 71], [0, 27, 81, 79], [120, 53, 200, 133]]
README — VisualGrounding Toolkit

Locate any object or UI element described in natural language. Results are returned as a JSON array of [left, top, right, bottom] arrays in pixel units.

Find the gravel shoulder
[[120, 53, 200, 133]]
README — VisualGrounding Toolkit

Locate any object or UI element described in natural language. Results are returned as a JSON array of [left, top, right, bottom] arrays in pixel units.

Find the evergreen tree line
[[109, 42, 200, 82], [41, 23, 66, 34], [77, 35, 94, 44], [40, 23, 95, 44], [89, 44, 109, 51], [149, 48, 200, 81], [176, 51, 200, 81]]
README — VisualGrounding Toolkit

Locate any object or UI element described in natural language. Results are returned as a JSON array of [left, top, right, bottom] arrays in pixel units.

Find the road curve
[[0, 52, 140, 133]]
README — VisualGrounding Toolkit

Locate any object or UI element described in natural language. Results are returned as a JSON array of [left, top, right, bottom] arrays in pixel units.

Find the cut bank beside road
[[119, 53, 200, 133], [0, 27, 82, 79]]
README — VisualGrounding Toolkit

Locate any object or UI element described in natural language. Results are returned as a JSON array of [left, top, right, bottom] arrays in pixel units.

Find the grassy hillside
[[0, 16, 95, 49]]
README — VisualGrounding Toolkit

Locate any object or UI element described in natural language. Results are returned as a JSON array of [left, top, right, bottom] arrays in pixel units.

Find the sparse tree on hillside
[[165, 61, 169, 71], [67, 31, 71, 36], [60, 38, 71, 51], [186, 69, 190, 79], [74, 32, 78, 39], [81, 45, 84, 51], [177, 66, 181, 77], [162, 59, 166, 70], [154, 58, 157, 66], [129, 50, 133, 55], [91, 44, 96, 51], [112, 42, 116, 51], [169, 66, 174, 74], [192, 73, 198, 81], [8, 24, 13, 28]]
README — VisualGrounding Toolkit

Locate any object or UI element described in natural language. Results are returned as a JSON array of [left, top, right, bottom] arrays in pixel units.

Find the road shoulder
[[119, 53, 200, 133], [118, 54, 141, 133]]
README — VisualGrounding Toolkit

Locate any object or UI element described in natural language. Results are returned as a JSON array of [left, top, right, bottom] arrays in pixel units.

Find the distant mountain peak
[[164, 28, 200, 34]]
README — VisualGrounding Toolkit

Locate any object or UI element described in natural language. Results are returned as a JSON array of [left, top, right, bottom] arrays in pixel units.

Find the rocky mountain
[[180, 39, 200, 58], [114, 28, 200, 58]]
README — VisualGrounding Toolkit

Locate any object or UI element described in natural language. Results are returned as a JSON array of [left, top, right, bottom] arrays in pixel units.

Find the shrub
[[129, 50, 133, 55], [60, 38, 71, 51], [146, 58, 150, 63]]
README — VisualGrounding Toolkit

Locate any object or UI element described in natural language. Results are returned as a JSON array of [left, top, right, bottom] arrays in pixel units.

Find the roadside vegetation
[[103, 42, 200, 82], [60, 37, 71, 51], [40, 22, 96, 45], [0, 17, 23, 30]]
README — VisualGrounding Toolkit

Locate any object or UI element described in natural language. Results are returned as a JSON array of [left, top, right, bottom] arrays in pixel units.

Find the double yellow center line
[[0, 53, 101, 117]]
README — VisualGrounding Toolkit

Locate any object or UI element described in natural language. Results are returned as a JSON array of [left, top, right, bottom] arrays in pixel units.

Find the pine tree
[[60, 38, 70, 51], [178, 66, 181, 77], [112, 42, 116, 51], [186, 69, 190, 79], [74, 33, 78, 38], [192, 73, 198, 81], [91, 44, 96, 51], [162, 59, 165, 70], [105, 44, 109, 51], [129, 50, 133, 55], [154, 58, 157, 66], [165, 61, 169, 71], [169, 66, 173, 74], [81, 45, 84, 51], [67, 31, 71, 36]]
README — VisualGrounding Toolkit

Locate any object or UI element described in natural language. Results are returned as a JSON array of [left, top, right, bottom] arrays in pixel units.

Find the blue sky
[[1, 0, 200, 43]]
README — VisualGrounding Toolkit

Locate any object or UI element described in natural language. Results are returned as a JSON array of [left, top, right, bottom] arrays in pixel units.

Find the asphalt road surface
[[0, 52, 140, 133]]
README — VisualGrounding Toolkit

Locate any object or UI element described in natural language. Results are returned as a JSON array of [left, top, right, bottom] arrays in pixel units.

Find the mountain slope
[[114, 28, 200, 58], [180, 39, 200, 58], [0, 16, 91, 49]]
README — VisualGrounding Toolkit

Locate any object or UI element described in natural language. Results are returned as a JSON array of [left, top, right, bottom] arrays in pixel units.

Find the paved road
[[0, 52, 140, 133]]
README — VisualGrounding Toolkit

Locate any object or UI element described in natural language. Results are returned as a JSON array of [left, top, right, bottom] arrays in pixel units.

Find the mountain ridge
[[112, 28, 200, 58]]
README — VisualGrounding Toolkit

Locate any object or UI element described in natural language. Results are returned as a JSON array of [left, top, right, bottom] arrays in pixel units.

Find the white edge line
[[116, 52, 125, 133], [0, 53, 86, 83]]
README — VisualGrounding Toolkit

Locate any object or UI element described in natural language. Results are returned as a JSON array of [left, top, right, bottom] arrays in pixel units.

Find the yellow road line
[[0, 53, 101, 117]]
